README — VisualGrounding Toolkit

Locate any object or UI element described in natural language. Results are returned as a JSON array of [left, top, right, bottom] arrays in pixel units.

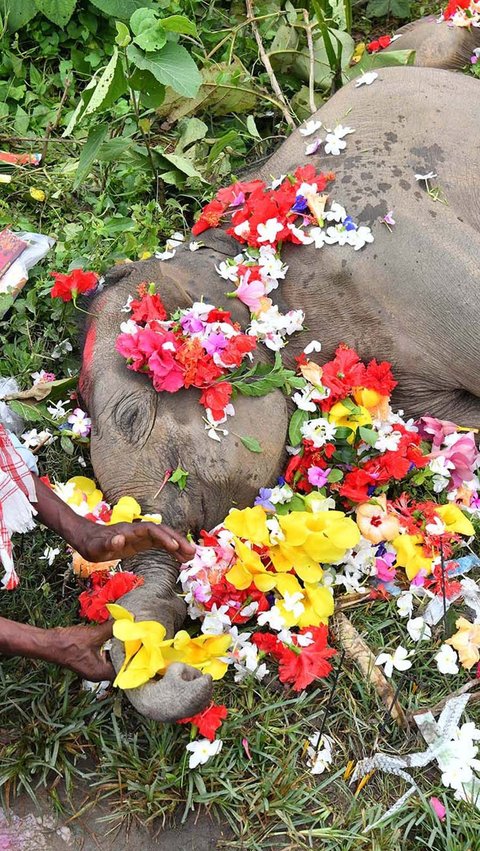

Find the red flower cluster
[[50, 269, 99, 302], [252, 625, 336, 691], [79, 570, 144, 623], [203, 577, 270, 625], [443, 0, 470, 17], [116, 290, 257, 420], [191, 166, 335, 247], [320, 345, 397, 412], [177, 702, 228, 740], [366, 34, 392, 53]]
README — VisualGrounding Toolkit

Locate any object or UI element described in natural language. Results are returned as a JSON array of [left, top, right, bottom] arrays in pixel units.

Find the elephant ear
[[109, 581, 213, 722]]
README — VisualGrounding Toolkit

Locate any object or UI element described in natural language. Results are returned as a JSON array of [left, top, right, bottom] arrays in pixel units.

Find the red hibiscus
[[50, 269, 99, 302], [277, 625, 336, 691], [339, 468, 377, 503], [205, 579, 269, 624], [220, 334, 257, 368], [216, 180, 264, 206], [366, 35, 392, 53], [130, 292, 167, 323], [191, 199, 226, 236], [443, 0, 470, 18], [320, 345, 366, 410], [251, 631, 284, 658], [363, 359, 397, 395], [199, 381, 232, 420], [177, 702, 228, 741], [149, 347, 185, 393], [79, 571, 144, 623]]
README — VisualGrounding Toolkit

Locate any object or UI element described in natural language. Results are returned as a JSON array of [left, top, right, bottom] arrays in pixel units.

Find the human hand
[[77, 520, 196, 565]]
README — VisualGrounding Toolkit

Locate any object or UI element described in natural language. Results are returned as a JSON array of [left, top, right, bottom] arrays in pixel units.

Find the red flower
[[50, 269, 99, 302], [192, 199, 226, 236], [339, 468, 377, 503], [220, 334, 257, 368], [363, 359, 397, 395], [199, 381, 232, 420], [177, 702, 228, 741], [251, 631, 284, 658], [216, 180, 264, 206], [79, 571, 144, 623], [206, 308, 232, 323], [443, 0, 470, 17], [320, 346, 366, 409], [278, 625, 336, 691], [205, 579, 269, 624], [366, 35, 392, 53], [130, 292, 167, 323]]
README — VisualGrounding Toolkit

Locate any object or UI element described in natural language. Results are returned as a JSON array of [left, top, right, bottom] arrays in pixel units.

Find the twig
[[303, 9, 317, 116], [41, 77, 71, 165], [244, 0, 295, 129]]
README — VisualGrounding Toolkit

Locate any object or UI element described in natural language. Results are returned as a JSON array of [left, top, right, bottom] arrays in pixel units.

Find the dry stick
[[41, 77, 71, 165], [303, 10, 317, 116], [245, 0, 295, 129]]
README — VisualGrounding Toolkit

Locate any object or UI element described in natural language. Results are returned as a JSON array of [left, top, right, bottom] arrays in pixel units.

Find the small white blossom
[[120, 294, 134, 313], [257, 218, 284, 243], [355, 71, 378, 87], [306, 733, 334, 775], [186, 738, 223, 769], [435, 644, 459, 675], [397, 591, 414, 618], [375, 645, 413, 678], [348, 225, 374, 251], [52, 340, 72, 359], [189, 241, 203, 251], [201, 605, 231, 635], [406, 616, 431, 642], [47, 399, 69, 421], [299, 119, 322, 137], [119, 319, 139, 335], [415, 171, 437, 182], [40, 546, 60, 566], [21, 428, 54, 449], [301, 417, 337, 448]]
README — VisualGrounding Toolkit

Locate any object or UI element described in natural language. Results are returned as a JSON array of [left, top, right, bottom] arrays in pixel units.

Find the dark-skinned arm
[[33, 475, 196, 564]]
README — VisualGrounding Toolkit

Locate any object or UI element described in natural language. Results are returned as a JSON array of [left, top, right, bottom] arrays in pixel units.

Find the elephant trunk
[[109, 552, 213, 722]]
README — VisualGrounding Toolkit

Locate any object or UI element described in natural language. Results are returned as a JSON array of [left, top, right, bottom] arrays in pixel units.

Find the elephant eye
[[112, 393, 157, 445]]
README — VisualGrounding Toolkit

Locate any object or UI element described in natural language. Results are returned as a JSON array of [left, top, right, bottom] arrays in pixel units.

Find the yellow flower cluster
[[392, 504, 474, 580], [54, 476, 162, 524]]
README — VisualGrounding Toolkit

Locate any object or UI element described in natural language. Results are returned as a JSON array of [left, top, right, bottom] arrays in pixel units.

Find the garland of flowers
[[440, 0, 480, 26]]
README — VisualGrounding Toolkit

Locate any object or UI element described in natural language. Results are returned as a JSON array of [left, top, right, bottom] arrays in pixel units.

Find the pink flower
[[234, 271, 266, 311], [148, 348, 184, 393], [416, 416, 458, 449], [307, 466, 330, 488], [430, 432, 478, 488], [430, 797, 446, 821], [411, 569, 427, 587], [115, 332, 146, 370], [375, 551, 396, 582]]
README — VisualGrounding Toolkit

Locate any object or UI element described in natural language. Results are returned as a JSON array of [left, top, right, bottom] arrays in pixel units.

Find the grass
[[1, 3, 479, 848]]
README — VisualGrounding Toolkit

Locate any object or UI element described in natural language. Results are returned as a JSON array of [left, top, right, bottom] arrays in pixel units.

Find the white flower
[[308, 227, 328, 249], [270, 484, 294, 505], [189, 241, 203, 251], [266, 516, 285, 545], [215, 260, 240, 282], [324, 225, 349, 246], [120, 295, 134, 313], [47, 399, 69, 421], [306, 733, 334, 775], [201, 604, 231, 635], [374, 428, 401, 453], [324, 202, 347, 223], [429, 456, 454, 477], [185, 738, 223, 769], [415, 171, 437, 182], [441, 761, 474, 790], [301, 417, 337, 448], [348, 225, 374, 251], [299, 119, 322, 137], [119, 319, 139, 335], [332, 124, 354, 139], [269, 174, 286, 189], [52, 480, 76, 502], [432, 474, 451, 494], [435, 644, 459, 675], [52, 340, 72, 359], [425, 516, 446, 536], [406, 616, 431, 642], [40, 546, 60, 566], [155, 248, 176, 261], [67, 408, 91, 438], [303, 339, 322, 354], [324, 133, 347, 156], [355, 71, 378, 87], [305, 138, 323, 155], [397, 591, 414, 618], [257, 605, 287, 632], [292, 385, 318, 412], [375, 645, 413, 678], [21, 428, 54, 449], [283, 592, 305, 619], [31, 369, 55, 385], [257, 218, 284, 243], [286, 223, 314, 244]]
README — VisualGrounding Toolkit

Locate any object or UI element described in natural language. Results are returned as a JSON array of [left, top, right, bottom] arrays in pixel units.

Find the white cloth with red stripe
[[0, 425, 37, 589]]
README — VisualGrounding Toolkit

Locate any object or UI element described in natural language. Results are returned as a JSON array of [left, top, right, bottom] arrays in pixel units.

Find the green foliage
[[366, 0, 412, 17], [168, 465, 189, 490]]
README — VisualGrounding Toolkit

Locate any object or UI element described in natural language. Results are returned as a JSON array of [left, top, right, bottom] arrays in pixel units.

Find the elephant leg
[[109, 557, 213, 722]]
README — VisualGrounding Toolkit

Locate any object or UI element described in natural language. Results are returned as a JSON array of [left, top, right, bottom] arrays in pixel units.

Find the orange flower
[[356, 494, 400, 544]]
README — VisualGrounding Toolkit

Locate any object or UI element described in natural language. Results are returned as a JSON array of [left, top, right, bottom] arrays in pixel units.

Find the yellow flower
[[66, 476, 104, 511], [269, 510, 360, 583], [30, 187, 45, 201], [162, 630, 231, 680], [226, 538, 277, 592], [352, 387, 391, 420], [392, 534, 433, 580], [328, 401, 372, 442], [223, 506, 270, 546], [299, 359, 324, 387], [435, 504, 474, 537], [109, 496, 143, 524], [275, 574, 334, 627], [107, 603, 174, 689], [446, 617, 480, 670]]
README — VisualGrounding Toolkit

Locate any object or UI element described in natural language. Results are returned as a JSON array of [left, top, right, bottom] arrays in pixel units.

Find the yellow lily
[[352, 387, 391, 420], [275, 574, 334, 627], [435, 504, 474, 537], [269, 510, 360, 583], [223, 506, 270, 546], [226, 538, 277, 592], [328, 400, 372, 443], [109, 496, 143, 524], [392, 534, 433, 580], [162, 630, 231, 680], [107, 603, 174, 689]]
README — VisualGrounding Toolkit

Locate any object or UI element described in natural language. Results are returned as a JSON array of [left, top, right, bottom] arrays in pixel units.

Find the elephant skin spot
[[399, 179, 411, 191]]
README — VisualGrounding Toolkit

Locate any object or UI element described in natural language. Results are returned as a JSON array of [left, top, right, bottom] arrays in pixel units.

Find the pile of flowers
[[440, 0, 480, 27]]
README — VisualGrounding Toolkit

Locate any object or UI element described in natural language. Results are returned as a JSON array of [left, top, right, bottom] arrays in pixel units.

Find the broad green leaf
[[288, 409, 309, 446], [34, 0, 76, 26], [334, 426, 353, 441], [291, 28, 354, 91], [156, 60, 258, 122], [98, 136, 133, 161], [0, 294, 14, 320], [115, 21, 131, 47], [207, 129, 238, 165], [327, 468, 344, 483], [366, 0, 410, 16], [127, 42, 201, 98], [1, 0, 37, 30], [359, 426, 378, 447], [14, 104, 28, 135], [134, 24, 167, 53], [156, 150, 205, 180], [168, 465, 189, 490], [73, 124, 109, 189], [129, 68, 165, 107], [61, 434, 75, 456], [130, 7, 157, 33], [175, 117, 208, 153], [343, 48, 415, 82], [83, 48, 127, 117], [62, 77, 96, 136], [89, 0, 153, 19], [246, 114, 261, 139], [240, 436, 263, 453], [162, 15, 197, 36], [8, 400, 48, 423]]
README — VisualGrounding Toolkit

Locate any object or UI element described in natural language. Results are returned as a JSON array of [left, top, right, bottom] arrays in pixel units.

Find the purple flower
[[307, 466, 330, 488], [203, 332, 228, 356], [255, 488, 275, 512], [291, 195, 308, 214], [343, 216, 357, 232], [382, 211, 396, 226], [180, 314, 205, 334]]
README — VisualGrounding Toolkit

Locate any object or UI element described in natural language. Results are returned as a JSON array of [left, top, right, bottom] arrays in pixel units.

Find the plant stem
[[303, 9, 317, 116], [244, 0, 295, 129]]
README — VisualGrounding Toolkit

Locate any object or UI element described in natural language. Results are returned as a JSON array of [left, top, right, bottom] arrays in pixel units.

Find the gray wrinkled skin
[[81, 23, 480, 722]]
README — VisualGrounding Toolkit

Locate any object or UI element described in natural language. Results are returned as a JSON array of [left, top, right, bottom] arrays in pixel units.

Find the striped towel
[[0, 425, 37, 589]]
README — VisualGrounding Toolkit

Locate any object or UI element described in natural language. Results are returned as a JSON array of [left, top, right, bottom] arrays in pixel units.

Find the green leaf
[[73, 124, 109, 189], [115, 21, 131, 47], [358, 426, 378, 447], [288, 409, 309, 446], [127, 42, 201, 98], [34, 0, 76, 26], [89, 0, 154, 19], [60, 434, 75, 456], [62, 78, 96, 136], [1, 0, 37, 30], [134, 24, 167, 53], [168, 465, 189, 490], [207, 129, 238, 165], [83, 48, 127, 117], [156, 150, 204, 179], [162, 15, 197, 36], [130, 7, 157, 33], [246, 114, 261, 139], [175, 117, 208, 153], [8, 400, 47, 423], [327, 468, 344, 483], [14, 105, 29, 135], [366, 0, 410, 16], [129, 69, 165, 108], [334, 427, 353, 441], [240, 436, 263, 453]]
